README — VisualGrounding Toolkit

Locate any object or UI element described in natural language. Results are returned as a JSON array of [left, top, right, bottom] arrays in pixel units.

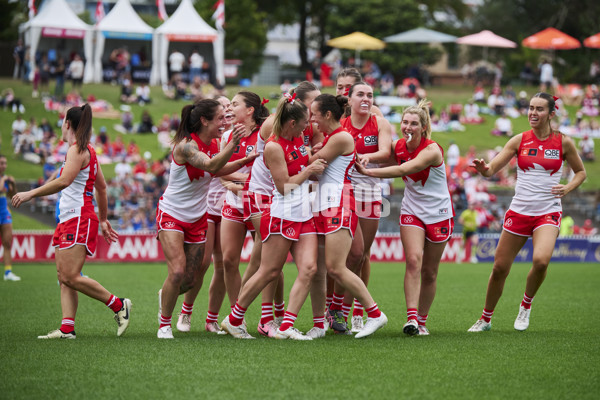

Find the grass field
[[1, 261, 598, 399]]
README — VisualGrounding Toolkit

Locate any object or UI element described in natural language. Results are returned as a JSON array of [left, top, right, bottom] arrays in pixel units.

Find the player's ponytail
[[272, 95, 308, 139], [65, 103, 92, 153], [173, 99, 221, 145]]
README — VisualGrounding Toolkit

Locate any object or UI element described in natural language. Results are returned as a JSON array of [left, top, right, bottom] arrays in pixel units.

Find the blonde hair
[[402, 99, 432, 139]]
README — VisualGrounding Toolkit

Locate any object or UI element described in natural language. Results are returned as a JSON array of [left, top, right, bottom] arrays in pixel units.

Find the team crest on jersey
[[288, 151, 299, 161], [164, 221, 176, 229], [223, 208, 233, 217], [544, 149, 560, 160], [246, 145, 255, 155], [364, 135, 378, 146], [505, 218, 513, 227], [521, 148, 538, 156], [434, 227, 449, 235]]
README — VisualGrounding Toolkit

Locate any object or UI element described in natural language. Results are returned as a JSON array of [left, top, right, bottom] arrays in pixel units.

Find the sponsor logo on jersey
[[364, 135, 378, 146], [403, 216, 414, 223], [299, 146, 308, 156], [521, 148, 538, 156], [546, 214, 559, 223], [434, 226, 448, 235], [544, 149, 560, 159], [439, 208, 449, 215], [285, 227, 295, 237], [303, 135, 310, 146]]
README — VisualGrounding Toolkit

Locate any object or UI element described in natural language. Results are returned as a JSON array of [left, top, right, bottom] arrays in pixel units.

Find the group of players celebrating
[[11, 68, 586, 340]]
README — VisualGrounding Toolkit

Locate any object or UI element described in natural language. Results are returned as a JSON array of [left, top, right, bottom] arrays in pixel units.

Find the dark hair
[[289, 81, 319, 103], [65, 104, 92, 153], [531, 92, 558, 133], [237, 91, 270, 126], [313, 94, 348, 122], [344, 81, 373, 117], [272, 96, 308, 138], [173, 99, 221, 145], [336, 68, 362, 85]]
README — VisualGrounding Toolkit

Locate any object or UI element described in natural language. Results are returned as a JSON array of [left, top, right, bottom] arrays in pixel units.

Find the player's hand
[[245, 148, 259, 164], [354, 161, 369, 176], [308, 158, 327, 176], [230, 123, 246, 145], [357, 154, 371, 167], [100, 220, 119, 244], [470, 158, 489, 175], [551, 184, 569, 198], [11, 191, 33, 208], [311, 142, 323, 154]]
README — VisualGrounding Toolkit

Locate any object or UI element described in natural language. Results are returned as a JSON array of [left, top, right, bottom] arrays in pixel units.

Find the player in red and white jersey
[[155, 99, 247, 339], [219, 91, 268, 317], [308, 93, 388, 339], [356, 99, 454, 336], [12, 104, 127, 340], [336, 68, 384, 118], [221, 95, 326, 339], [340, 82, 392, 332], [468, 93, 586, 333]]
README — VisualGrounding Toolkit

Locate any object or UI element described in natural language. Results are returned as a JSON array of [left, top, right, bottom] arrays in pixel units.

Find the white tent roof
[[155, 0, 218, 40], [97, 0, 154, 37], [21, 0, 91, 31]]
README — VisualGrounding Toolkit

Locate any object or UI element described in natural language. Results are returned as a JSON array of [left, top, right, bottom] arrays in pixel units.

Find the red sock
[[366, 303, 382, 319], [330, 292, 344, 311], [325, 295, 333, 310], [159, 314, 171, 329], [181, 302, 193, 316], [353, 299, 364, 317], [260, 302, 274, 325], [417, 314, 428, 326], [274, 301, 285, 318], [279, 311, 297, 331], [407, 308, 418, 321], [229, 302, 247, 327], [313, 315, 325, 329], [60, 318, 75, 333], [342, 302, 352, 321], [105, 295, 123, 313], [481, 308, 494, 323], [206, 311, 218, 324], [521, 293, 534, 309]]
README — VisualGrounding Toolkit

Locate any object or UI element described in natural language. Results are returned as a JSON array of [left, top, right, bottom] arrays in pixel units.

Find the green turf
[[1, 262, 598, 399]]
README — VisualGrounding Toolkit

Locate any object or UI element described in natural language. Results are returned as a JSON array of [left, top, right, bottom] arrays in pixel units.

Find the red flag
[[95, 1, 105, 24], [212, 0, 225, 31], [157, 0, 168, 21], [28, 0, 37, 20]]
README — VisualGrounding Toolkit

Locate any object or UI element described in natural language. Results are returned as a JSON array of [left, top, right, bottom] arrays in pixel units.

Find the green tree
[[196, 0, 267, 79]]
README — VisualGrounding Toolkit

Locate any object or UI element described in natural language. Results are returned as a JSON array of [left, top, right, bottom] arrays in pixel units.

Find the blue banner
[[102, 31, 152, 40], [476, 235, 600, 263]]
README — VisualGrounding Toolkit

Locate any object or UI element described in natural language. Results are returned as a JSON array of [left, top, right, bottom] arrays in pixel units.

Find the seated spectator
[[189, 76, 204, 100], [280, 79, 292, 94], [492, 112, 513, 136], [11, 114, 27, 149], [111, 136, 127, 159], [580, 219, 598, 236], [380, 71, 394, 96], [127, 139, 141, 163], [473, 82, 486, 103], [169, 113, 180, 132], [580, 96, 599, 117], [28, 117, 43, 141], [519, 61, 535, 86], [517, 91, 529, 115], [136, 82, 151, 105], [462, 100, 484, 124], [39, 117, 55, 138], [1, 88, 25, 113], [158, 114, 170, 132], [579, 135, 595, 161], [137, 110, 155, 134], [114, 157, 132, 180], [120, 78, 137, 104], [96, 126, 112, 157]]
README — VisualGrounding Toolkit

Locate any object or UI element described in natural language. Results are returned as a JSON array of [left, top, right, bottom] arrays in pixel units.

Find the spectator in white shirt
[[447, 140, 460, 175], [136, 83, 151, 105], [189, 50, 203, 82], [168, 50, 185, 80], [492, 112, 512, 137]]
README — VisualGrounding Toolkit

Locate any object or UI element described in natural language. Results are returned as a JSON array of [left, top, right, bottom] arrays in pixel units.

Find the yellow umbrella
[[327, 31, 386, 65]]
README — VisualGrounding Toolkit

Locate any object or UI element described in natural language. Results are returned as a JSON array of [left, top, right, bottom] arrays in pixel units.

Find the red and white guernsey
[[511, 130, 563, 215], [302, 123, 315, 148], [224, 127, 259, 210], [341, 115, 382, 202], [159, 134, 219, 223], [394, 137, 453, 224], [58, 144, 98, 224], [268, 135, 312, 221], [206, 138, 227, 215], [248, 133, 274, 196], [313, 127, 355, 212]]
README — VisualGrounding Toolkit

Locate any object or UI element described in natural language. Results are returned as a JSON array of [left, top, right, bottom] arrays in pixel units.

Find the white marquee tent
[[92, 0, 155, 83], [19, 0, 94, 82], [152, 0, 224, 86]]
